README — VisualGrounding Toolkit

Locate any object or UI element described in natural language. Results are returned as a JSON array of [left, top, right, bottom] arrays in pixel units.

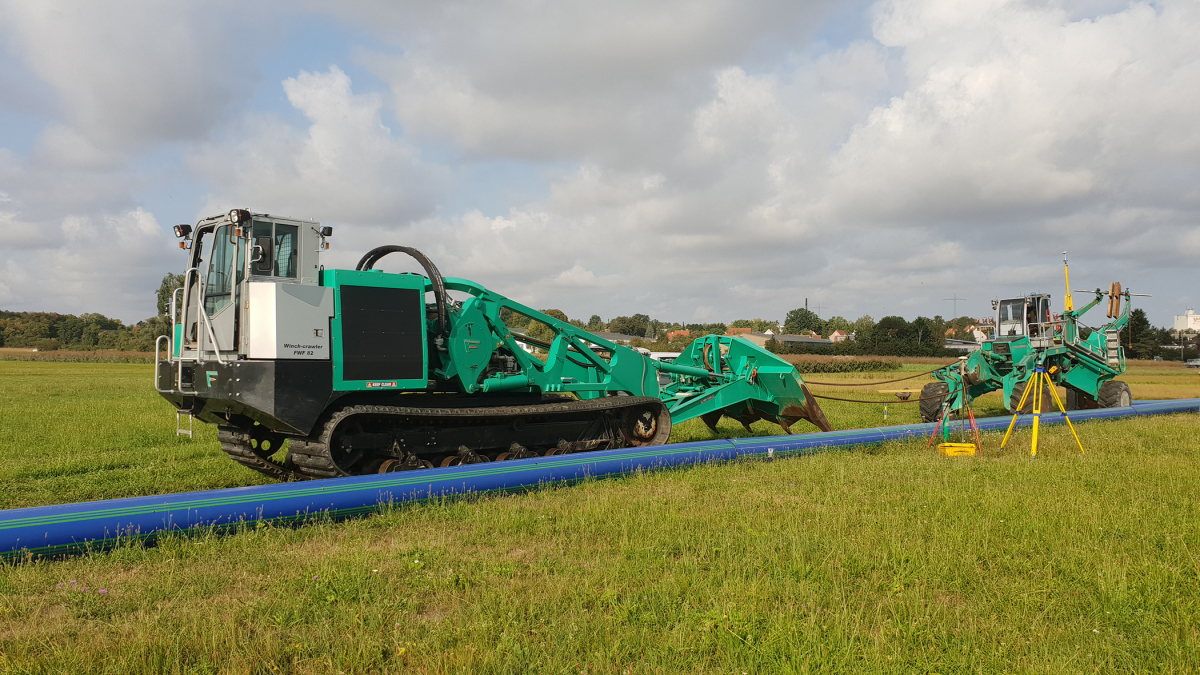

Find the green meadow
[[1, 361, 1198, 673]]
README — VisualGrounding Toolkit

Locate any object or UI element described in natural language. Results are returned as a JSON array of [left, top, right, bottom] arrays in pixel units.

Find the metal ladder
[[1105, 329, 1121, 367]]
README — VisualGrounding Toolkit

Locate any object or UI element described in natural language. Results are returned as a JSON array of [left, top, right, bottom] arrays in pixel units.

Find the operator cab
[[173, 209, 332, 364], [994, 294, 1054, 343]]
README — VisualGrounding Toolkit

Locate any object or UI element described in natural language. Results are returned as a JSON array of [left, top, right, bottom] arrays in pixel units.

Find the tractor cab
[[167, 209, 333, 369], [993, 294, 1054, 344]]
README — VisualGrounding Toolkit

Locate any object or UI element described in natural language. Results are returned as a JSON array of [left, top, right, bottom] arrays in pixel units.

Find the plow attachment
[[656, 335, 833, 434]]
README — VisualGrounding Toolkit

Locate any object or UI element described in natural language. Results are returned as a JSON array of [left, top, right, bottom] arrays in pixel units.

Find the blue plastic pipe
[[3, 398, 1197, 559]]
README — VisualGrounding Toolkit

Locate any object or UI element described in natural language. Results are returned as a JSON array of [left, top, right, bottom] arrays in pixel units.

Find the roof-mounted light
[[228, 209, 250, 224], [173, 224, 193, 238]]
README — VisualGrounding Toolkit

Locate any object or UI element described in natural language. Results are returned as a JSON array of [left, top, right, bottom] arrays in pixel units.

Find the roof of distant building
[[752, 332, 833, 345], [588, 331, 642, 343]]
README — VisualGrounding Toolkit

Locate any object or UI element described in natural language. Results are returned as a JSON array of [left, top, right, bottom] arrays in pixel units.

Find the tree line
[[3, 274, 1191, 359], [0, 275, 183, 351]]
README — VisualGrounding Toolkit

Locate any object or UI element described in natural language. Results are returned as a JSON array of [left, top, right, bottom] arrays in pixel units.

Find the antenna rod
[[1062, 251, 1074, 312]]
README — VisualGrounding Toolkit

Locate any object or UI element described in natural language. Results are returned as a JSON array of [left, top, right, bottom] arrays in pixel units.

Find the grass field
[[1, 361, 1199, 672]]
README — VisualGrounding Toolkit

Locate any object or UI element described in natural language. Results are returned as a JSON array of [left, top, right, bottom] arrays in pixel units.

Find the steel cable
[[810, 381, 967, 405]]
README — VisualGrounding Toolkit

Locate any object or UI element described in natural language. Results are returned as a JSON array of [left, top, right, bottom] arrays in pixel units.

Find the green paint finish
[[934, 287, 1132, 413], [324, 269, 429, 392]]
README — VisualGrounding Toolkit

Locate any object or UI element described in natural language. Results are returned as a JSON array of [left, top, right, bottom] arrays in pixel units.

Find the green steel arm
[[432, 277, 829, 431]]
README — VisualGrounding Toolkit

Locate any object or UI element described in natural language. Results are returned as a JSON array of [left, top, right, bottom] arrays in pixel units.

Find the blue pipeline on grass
[[2, 398, 1198, 559]]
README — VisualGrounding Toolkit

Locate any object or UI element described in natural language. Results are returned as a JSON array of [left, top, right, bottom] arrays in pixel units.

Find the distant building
[[1176, 308, 1200, 332], [666, 329, 691, 341], [944, 338, 981, 352], [829, 330, 852, 343], [727, 327, 752, 335], [588, 331, 642, 345], [742, 332, 833, 348]]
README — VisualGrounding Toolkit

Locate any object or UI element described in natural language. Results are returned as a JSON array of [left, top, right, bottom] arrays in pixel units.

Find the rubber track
[[287, 396, 668, 480], [217, 426, 305, 482]]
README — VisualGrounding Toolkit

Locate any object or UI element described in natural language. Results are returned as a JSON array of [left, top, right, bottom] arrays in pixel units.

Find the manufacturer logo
[[313, 328, 324, 337], [206, 371, 218, 386], [366, 381, 398, 388]]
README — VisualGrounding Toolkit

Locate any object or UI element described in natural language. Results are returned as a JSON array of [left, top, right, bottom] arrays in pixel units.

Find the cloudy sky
[[1, 0, 1197, 328]]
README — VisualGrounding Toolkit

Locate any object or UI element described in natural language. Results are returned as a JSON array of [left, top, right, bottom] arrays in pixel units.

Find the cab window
[[204, 225, 242, 315], [998, 299, 1025, 336], [274, 224, 298, 278], [250, 220, 299, 278]]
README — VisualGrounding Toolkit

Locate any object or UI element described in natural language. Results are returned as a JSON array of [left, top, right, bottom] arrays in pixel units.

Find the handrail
[[199, 289, 227, 365], [178, 266, 200, 352], [171, 286, 184, 326], [154, 336, 173, 394], [177, 266, 226, 372]]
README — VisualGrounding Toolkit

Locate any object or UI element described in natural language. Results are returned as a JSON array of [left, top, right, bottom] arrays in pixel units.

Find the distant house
[[666, 329, 691, 341], [727, 327, 752, 335], [742, 332, 833, 348], [507, 327, 538, 354], [587, 331, 642, 345], [829, 330, 852, 343], [946, 324, 978, 337], [944, 338, 981, 352]]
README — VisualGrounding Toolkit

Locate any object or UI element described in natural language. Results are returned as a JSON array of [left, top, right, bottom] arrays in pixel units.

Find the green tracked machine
[[157, 209, 831, 480], [919, 255, 1142, 423]]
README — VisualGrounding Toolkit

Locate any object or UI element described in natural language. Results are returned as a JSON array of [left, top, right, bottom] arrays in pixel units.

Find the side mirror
[[252, 236, 273, 273], [320, 226, 333, 237]]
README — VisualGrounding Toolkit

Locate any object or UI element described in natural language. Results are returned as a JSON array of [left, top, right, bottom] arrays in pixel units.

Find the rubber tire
[[1097, 380, 1132, 408], [1010, 379, 1053, 414], [919, 382, 949, 423]]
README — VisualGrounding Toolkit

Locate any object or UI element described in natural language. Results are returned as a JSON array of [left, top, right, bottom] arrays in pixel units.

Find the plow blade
[[657, 335, 832, 434]]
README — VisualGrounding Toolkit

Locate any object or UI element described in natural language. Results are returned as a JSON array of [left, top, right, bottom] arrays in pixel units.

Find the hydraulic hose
[[355, 245, 448, 336]]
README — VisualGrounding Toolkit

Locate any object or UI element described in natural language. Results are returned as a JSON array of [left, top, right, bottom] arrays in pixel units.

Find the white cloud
[[0, 0, 268, 160], [0, 207, 177, 317], [1, 0, 1198, 326], [190, 66, 441, 226], [352, 0, 831, 162]]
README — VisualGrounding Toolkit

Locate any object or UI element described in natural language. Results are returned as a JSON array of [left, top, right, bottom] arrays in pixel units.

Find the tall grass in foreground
[[2, 412, 1199, 672]]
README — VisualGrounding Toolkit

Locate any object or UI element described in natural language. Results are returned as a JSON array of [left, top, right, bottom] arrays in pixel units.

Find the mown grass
[[1, 362, 1199, 672], [0, 362, 264, 510], [0, 361, 1191, 510], [2, 416, 1199, 672]]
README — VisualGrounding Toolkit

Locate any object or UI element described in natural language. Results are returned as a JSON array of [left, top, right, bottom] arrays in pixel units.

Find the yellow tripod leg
[[1046, 380, 1086, 455], [1000, 374, 1036, 449], [1030, 372, 1042, 458]]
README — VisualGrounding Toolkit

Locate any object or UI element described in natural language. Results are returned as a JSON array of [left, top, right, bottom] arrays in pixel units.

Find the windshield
[[998, 299, 1025, 336]]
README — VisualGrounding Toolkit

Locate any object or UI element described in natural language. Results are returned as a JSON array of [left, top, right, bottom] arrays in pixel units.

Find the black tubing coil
[[355, 245, 448, 336]]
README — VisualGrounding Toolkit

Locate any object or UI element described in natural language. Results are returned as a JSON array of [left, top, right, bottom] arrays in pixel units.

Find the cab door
[[201, 224, 244, 354]]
